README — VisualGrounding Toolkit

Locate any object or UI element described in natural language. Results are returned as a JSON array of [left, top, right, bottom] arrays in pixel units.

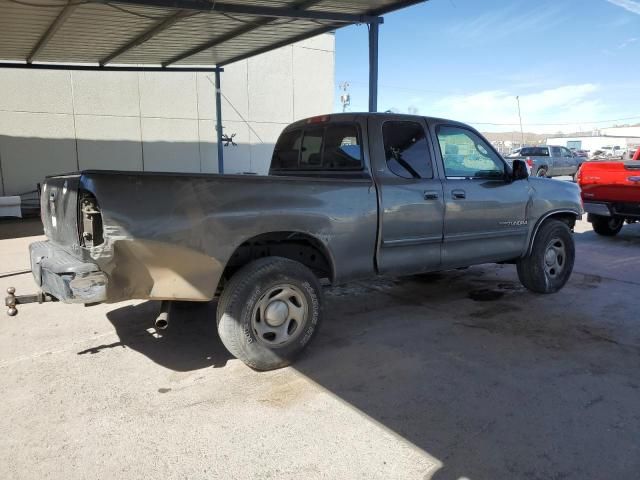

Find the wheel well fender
[[223, 231, 335, 284], [525, 210, 579, 256]]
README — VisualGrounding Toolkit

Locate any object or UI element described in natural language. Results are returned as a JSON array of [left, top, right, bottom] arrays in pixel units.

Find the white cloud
[[606, 0, 640, 15], [430, 84, 604, 133], [446, 2, 565, 42], [617, 37, 638, 48]]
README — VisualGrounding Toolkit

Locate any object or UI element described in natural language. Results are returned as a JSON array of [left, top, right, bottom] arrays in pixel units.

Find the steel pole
[[215, 68, 224, 174], [368, 21, 379, 113], [516, 95, 524, 148]]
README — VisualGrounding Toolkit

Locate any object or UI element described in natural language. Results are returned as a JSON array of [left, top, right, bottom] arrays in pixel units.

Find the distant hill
[[481, 131, 547, 145]]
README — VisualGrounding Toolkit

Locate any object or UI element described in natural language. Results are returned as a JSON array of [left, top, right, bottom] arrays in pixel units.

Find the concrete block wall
[[0, 34, 335, 196]]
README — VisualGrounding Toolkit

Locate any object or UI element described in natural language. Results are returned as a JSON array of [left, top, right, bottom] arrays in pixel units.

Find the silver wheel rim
[[537, 169, 546, 177], [544, 238, 566, 279], [251, 284, 308, 348]]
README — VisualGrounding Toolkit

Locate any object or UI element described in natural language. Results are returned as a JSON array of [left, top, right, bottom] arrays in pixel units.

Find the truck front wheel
[[591, 215, 623, 236], [517, 219, 575, 294], [216, 257, 322, 371], [536, 167, 548, 178]]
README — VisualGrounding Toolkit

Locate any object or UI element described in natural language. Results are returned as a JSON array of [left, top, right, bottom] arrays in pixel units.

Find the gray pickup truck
[[7, 113, 582, 370], [513, 146, 584, 178]]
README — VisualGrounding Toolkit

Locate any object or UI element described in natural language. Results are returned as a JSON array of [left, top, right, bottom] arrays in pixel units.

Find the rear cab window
[[271, 123, 363, 172], [520, 147, 549, 157]]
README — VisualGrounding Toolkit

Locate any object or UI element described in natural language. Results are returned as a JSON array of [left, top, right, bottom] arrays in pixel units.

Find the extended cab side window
[[271, 129, 302, 169], [437, 126, 505, 179], [550, 146, 562, 157], [382, 121, 433, 179]]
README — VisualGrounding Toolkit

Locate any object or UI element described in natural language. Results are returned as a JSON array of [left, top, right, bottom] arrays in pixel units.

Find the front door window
[[436, 126, 505, 179]]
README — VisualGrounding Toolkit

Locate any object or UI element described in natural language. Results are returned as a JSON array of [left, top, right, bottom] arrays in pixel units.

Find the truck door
[[561, 147, 578, 175], [431, 123, 530, 268], [549, 146, 563, 176], [369, 116, 444, 275]]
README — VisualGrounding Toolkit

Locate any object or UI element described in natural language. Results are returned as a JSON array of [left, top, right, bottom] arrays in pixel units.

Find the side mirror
[[511, 159, 529, 181]]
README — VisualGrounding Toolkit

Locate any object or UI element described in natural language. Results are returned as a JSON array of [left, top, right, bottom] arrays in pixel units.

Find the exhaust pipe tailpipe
[[155, 300, 170, 330]]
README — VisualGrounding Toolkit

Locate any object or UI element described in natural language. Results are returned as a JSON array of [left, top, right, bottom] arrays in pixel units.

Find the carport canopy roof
[[0, 0, 425, 70]]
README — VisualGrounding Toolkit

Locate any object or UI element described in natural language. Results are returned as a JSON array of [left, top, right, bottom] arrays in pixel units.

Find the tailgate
[[579, 162, 640, 203], [41, 174, 81, 247]]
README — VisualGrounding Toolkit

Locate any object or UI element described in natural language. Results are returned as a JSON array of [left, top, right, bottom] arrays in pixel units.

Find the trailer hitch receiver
[[5, 287, 56, 316]]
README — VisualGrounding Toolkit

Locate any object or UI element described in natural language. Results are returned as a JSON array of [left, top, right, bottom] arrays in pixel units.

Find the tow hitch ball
[[5, 287, 56, 316]]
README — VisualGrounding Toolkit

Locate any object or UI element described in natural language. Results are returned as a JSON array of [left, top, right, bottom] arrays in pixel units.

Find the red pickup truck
[[576, 147, 640, 236]]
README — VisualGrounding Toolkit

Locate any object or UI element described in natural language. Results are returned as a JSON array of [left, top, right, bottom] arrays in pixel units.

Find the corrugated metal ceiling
[[0, 0, 425, 68]]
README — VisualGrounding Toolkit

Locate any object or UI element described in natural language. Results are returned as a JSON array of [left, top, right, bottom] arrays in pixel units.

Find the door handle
[[423, 190, 439, 200], [451, 189, 466, 200]]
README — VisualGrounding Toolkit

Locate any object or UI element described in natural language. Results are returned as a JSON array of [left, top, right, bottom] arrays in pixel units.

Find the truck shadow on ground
[[575, 224, 640, 245], [96, 300, 232, 370], [96, 267, 639, 479], [292, 270, 640, 480], [0, 218, 43, 240]]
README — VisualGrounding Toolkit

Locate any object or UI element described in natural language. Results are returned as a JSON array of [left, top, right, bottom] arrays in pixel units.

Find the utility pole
[[516, 95, 525, 148], [339, 81, 350, 112]]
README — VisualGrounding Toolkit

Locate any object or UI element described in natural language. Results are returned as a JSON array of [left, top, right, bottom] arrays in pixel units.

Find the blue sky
[[333, 0, 639, 133]]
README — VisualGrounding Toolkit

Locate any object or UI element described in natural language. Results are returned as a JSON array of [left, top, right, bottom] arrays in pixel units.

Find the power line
[[468, 115, 640, 126]]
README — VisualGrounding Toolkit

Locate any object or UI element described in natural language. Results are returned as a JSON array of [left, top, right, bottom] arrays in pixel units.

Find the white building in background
[[601, 126, 640, 137], [0, 34, 335, 196], [545, 134, 640, 157]]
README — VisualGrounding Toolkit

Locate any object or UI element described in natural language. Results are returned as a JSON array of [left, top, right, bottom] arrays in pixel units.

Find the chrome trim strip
[[444, 228, 527, 242], [382, 235, 442, 247]]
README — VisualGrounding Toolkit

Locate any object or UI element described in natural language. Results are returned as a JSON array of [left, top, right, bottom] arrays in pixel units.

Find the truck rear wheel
[[216, 257, 322, 371], [591, 215, 623, 236], [517, 219, 575, 294], [536, 167, 548, 177]]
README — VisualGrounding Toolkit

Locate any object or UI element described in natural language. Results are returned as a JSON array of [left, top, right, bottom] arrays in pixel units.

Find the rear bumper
[[29, 241, 107, 304], [584, 201, 640, 219], [583, 202, 612, 217]]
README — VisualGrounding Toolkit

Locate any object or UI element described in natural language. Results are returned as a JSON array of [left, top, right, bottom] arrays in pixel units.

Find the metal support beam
[[214, 68, 224, 174], [100, 10, 193, 66], [27, 2, 78, 63], [208, 2, 382, 23], [219, 23, 338, 67], [0, 62, 222, 73], [95, 0, 382, 23], [163, 17, 272, 66], [368, 22, 379, 113], [163, 0, 324, 66]]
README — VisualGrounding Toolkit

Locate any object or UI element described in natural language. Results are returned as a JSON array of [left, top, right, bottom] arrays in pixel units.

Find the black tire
[[591, 215, 623, 236], [216, 257, 322, 371], [536, 167, 548, 178], [517, 219, 575, 294]]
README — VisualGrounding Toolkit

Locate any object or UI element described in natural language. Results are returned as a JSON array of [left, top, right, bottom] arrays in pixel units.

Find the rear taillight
[[525, 157, 533, 167]]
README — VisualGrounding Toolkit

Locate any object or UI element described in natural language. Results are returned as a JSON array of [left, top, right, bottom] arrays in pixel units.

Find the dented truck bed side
[[39, 171, 378, 303]]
